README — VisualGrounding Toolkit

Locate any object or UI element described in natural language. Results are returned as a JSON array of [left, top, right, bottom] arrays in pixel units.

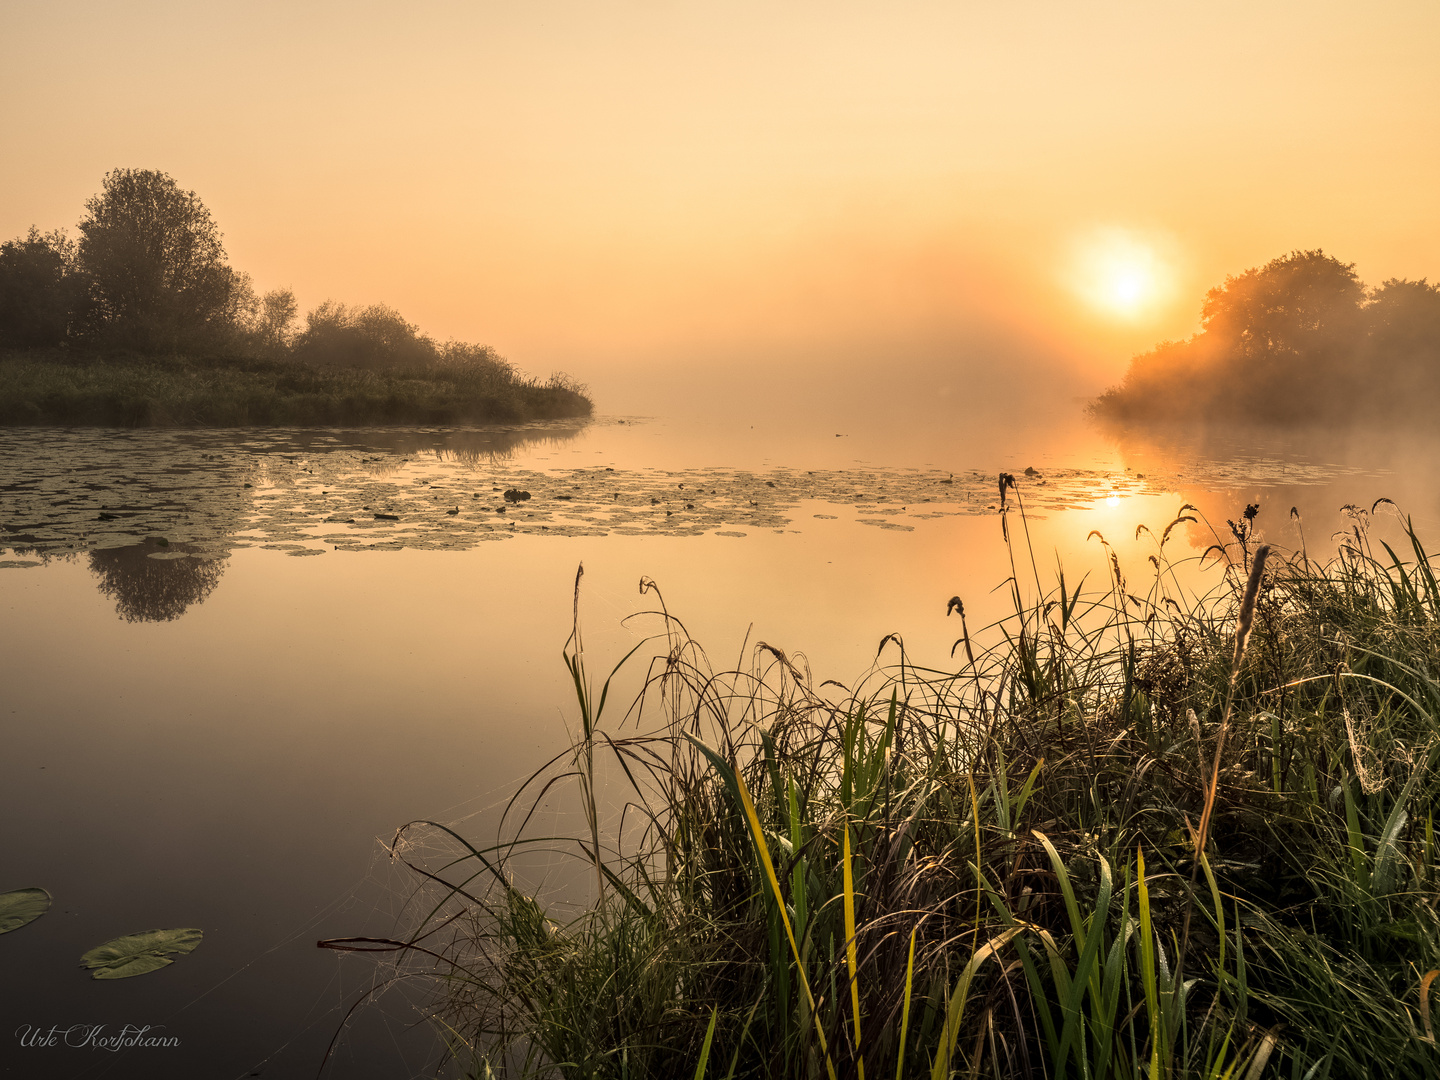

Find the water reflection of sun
[[1073, 488, 1196, 565], [1084, 489, 1160, 538]]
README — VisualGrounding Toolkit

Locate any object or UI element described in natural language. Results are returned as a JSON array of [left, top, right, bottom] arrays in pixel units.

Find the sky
[[2, 1, 1438, 412]]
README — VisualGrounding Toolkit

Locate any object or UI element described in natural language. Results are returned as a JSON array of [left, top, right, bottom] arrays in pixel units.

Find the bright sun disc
[[1066, 227, 1175, 321]]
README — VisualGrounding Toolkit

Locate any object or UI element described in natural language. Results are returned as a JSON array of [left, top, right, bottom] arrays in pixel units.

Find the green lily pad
[[80, 928, 203, 980], [0, 888, 51, 934]]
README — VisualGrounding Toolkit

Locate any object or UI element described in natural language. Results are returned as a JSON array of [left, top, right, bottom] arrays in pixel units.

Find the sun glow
[[1066, 227, 1177, 322]]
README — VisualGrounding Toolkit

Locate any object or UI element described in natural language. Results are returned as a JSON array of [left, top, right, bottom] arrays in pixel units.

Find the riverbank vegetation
[[0, 348, 590, 426], [0, 169, 591, 425], [329, 490, 1440, 1079], [1092, 250, 1440, 423]]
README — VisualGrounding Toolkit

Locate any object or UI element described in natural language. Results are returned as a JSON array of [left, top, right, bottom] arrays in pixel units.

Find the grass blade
[[897, 925, 917, 1080], [693, 1006, 718, 1080], [844, 822, 866, 1080], [930, 927, 1022, 1080]]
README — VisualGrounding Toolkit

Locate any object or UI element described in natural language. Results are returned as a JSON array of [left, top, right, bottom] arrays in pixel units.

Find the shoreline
[[0, 349, 593, 427]]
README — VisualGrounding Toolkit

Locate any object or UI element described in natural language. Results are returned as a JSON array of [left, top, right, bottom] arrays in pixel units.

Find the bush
[[292, 300, 440, 370]]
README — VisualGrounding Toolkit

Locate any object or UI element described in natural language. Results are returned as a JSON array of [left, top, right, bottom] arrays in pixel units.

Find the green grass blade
[[1374, 759, 1426, 896], [1138, 846, 1161, 1080], [930, 927, 1023, 1080], [693, 1006, 718, 1080]]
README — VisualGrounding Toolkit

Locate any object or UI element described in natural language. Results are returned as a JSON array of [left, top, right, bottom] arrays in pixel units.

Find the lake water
[[3, 408, 1436, 1079]]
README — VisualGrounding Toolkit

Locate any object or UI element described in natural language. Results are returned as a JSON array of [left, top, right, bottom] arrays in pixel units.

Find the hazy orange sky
[[3, 1, 1437, 404]]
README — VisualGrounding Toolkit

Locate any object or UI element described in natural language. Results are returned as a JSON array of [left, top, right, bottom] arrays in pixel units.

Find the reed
[[327, 496, 1440, 1079]]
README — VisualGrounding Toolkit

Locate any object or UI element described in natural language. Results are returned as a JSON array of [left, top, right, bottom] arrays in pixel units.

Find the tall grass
[[326, 495, 1440, 1079]]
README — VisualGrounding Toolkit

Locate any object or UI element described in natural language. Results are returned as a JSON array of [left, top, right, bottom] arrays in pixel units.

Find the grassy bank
[[0, 349, 592, 426], [338, 493, 1440, 1079]]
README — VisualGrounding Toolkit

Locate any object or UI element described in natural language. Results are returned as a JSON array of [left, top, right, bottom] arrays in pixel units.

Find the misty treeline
[[0, 168, 529, 383], [1093, 249, 1440, 422]]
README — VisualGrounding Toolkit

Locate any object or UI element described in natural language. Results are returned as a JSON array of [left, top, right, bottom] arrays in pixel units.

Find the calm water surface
[[2, 410, 1435, 1078]]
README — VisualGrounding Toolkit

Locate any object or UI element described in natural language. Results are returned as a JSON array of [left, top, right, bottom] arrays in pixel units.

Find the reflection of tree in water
[[272, 420, 593, 473], [88, 539, 226, 622]]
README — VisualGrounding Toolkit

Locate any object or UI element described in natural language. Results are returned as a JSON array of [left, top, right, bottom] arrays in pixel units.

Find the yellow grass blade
[[844, 823, 866, 1080], [734, 769, 838, 1080], [1421, 969, 1438, 1044], [1242, 1027, 1279, 1080]]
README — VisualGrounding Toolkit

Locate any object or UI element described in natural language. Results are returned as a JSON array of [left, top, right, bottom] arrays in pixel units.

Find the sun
[[1065, 227, 1176, 322]]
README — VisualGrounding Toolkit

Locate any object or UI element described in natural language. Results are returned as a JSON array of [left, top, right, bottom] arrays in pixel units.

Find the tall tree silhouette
[[76, 169, 241, 352]]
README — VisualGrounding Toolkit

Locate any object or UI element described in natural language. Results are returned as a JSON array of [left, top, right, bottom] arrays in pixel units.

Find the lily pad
[[0, 888, 51, 933], [80, 928, 203, 980]]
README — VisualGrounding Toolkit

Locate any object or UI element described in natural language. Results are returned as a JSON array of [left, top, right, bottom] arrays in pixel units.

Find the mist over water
[[587, 325, 1099, 469]]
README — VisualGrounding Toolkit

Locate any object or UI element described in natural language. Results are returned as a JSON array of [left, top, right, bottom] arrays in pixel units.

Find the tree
[[1366, 277, 1440, 353], [1200, 249, 1366, 362], [0, 227, 81, 347], [1362, 278, 1440, 401], [76, 168, 240, 352], [257, 287, 298, 352]]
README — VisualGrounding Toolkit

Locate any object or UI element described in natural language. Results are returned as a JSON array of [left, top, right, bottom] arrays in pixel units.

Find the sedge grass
[[326, 496, 1440, 1079]]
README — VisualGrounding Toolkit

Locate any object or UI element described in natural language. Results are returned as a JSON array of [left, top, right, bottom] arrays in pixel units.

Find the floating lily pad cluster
[[0, 887, 202, 981], [0, 422, 1385, 564]]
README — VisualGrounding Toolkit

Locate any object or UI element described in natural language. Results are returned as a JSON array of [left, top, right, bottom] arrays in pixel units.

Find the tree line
[[1092, 249, 1440, 422], [0, 168, 515, 380]]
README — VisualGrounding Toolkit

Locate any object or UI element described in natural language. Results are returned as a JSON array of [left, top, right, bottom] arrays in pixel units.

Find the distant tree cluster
[[291, 299, 515, 379], [1092, 250, 1440, 423], [0, 168, 518, 379]]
